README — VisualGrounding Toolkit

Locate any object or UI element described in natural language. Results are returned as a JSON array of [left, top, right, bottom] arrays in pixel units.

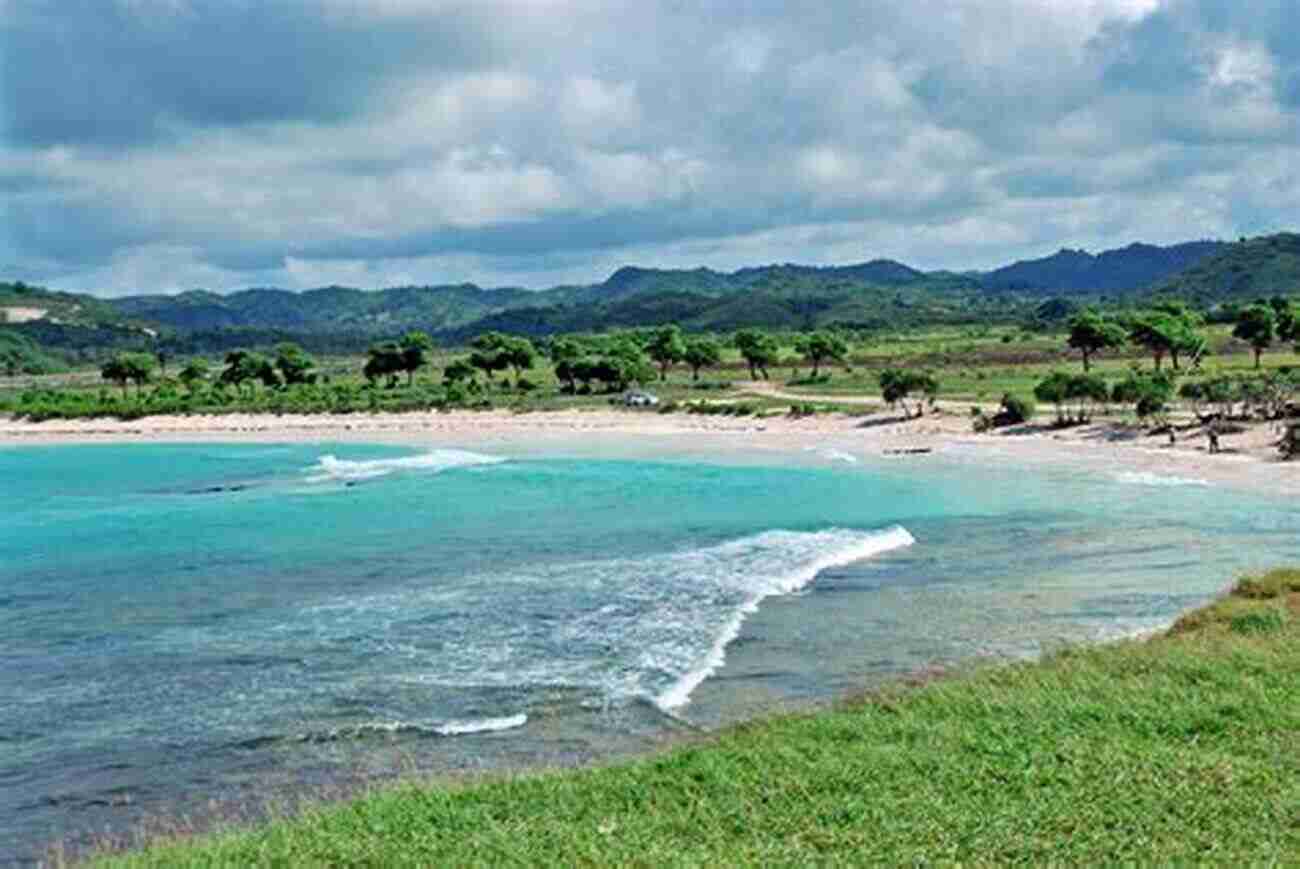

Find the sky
[[2, 0, 1298, 297]]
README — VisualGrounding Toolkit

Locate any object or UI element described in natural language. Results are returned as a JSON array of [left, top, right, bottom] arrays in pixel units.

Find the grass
[[92, 568, 1300, 866], [4, 323, 1296, 418]]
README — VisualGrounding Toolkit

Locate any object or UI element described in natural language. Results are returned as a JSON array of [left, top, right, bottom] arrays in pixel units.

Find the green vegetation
[[6, 314, 1300, 426], [792, 330, 850, 378], [734, 328, 780, 380], [1065, 309, 1125, 371], [1151, 232, 1300, 303], [682, 335, 722, 381], [0, 328, 66, 376], [1033, 371, 1109, 425], [878, 368, 938, 417], [94, 568, 1300, 866]]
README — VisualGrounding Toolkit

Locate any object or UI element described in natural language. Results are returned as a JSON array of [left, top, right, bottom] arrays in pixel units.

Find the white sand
[[2, 406, 1296, 496]]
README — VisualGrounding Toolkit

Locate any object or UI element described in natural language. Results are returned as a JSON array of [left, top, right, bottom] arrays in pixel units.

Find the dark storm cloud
[[2, 0, 495, 146]]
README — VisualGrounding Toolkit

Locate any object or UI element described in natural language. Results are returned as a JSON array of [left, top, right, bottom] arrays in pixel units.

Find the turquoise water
[[2, 442, 1298, 861]]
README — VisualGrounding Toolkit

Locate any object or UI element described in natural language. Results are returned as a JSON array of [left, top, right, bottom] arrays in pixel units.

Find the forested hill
[[95, 239, 1238, 335], [109, 284, 536, 334], [1147, 233, 1300, 303], [6, 235, 1299, 352], [981, 240, 1226, 294]]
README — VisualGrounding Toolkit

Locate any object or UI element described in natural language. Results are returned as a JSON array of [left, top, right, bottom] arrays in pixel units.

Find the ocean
[[3, 441, 1298, 862]]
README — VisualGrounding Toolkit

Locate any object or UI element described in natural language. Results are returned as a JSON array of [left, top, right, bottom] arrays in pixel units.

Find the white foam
[[654, 526, 915, 710], [306, 449, 506, 482], [302, 713, 527, 741], [433, 713, 528, 736], [285, 526, 915, 717], [1113, 471, 1209, 487], [803, 446, 859, 464]]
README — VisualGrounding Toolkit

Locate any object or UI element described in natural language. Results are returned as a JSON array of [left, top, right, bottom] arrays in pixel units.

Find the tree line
[[1066, 297, 1299, 373]]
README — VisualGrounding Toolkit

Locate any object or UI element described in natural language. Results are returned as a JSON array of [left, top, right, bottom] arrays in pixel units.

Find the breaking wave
[[651, 526, 915, 709], [1113, 471, 1209, 488], [297, 714, 528, 742], [306, 449, 506, 482]]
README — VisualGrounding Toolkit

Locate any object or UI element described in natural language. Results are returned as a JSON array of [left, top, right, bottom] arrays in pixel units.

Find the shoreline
[[4, 405, 1297, 495], [84, 568, 1300, 865]]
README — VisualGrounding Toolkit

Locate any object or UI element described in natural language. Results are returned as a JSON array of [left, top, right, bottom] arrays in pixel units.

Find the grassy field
[[2, 324, 1296, 420], [90, 568, 1300, 866]]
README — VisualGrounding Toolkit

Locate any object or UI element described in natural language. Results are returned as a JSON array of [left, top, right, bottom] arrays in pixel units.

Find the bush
[[998, 393, 1035, 425], [1229, 608, 1286, 635], [786, 373, 833, 387]]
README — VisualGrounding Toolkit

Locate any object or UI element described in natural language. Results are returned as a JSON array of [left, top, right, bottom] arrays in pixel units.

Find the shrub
[[997, 393, 1035, 425], [1229, 608, 1286, 635]]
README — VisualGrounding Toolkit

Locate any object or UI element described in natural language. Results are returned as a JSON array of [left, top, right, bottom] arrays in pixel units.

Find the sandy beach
[[4, 404, 1296, 496]]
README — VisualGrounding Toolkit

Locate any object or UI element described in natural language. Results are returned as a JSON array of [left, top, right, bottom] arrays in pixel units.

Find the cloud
[[2, 0, 1297, 295]]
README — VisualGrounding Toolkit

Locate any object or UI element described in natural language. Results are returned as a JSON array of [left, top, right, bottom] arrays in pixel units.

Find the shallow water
[[2, 442, 1297, 862]]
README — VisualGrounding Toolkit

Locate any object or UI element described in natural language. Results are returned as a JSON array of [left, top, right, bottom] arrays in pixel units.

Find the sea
[[3, 440, 1298, 862]]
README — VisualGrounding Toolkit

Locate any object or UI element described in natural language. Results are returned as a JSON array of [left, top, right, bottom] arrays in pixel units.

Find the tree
[[1034, 371, 1073, 423], [101, 352, 157, 395], [1128, 304, 1204, 371], [273, 342, 316, 385], [1066, 310, 1125, 372], [1154, 301, 1205, 371], [398, 331, 434, 385], [602, 336, 656, 391], [500, 335, 537, 385], [469, 333, 512, 384], [101, 356, 131, 396], [1111, 370, 1176, 421], [1127, 314, 1176, 371], [879, 368, 939, 418], [793, 330, 849, 378], [363, 343, 403, 387], [683, 336, 722, 381], [1067, 373, 1109, 422], [177, 358, 210, 393], [1034, 371, 1109, 425], [1232, 304, 1276, 369], [1270, 297, 1298, 344], [221, 350, 278, 393], [734, 329, 779, 380], [441, 358, 477, 386], [646, 324, 686, 381], [549, 337, 584, 393]]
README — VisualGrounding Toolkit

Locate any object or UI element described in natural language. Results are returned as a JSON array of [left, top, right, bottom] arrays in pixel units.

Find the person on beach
[[1207, 427, 1220, 454], [1168, 428, 1176, 447]]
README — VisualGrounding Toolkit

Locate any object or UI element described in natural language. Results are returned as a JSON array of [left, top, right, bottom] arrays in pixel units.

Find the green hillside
[[1150, 233, 1300, 303]]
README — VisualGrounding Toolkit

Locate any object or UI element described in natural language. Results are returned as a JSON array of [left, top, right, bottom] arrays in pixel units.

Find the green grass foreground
[[97, 570, 1300, 866]]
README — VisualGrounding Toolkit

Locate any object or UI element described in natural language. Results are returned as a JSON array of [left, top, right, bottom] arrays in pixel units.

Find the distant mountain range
[[4, 234, 1298, 351]]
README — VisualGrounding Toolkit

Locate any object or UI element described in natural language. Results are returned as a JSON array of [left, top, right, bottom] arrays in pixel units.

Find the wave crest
[[654, 526, 915, 710], [298, 713, 528, 742], [1113, 471, 1209, 487], [307, 449, 506, 482]]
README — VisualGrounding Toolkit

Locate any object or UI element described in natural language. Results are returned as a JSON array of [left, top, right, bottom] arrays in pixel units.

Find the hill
[[7, 234, 1300, 355], [111, 284, 536, 334], [1148, 233, 1300, 303], [981, 240, 1226, 294]]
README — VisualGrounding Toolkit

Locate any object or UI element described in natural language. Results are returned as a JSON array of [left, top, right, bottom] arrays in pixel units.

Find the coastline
[[9, 409, 1299, 864], [4, 405, 1297, 496], [88, 568, 1300, 866]]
